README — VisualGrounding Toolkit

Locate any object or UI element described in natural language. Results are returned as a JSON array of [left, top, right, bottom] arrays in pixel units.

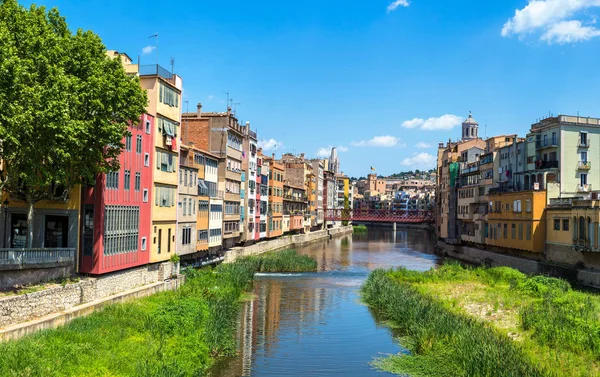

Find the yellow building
[[546, 197, 600, 269], [139, 64, 183, 262], [486, 190, 547, 253]]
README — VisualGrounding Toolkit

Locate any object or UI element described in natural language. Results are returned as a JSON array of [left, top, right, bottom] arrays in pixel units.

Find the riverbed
[[208, 228, 440, 377]]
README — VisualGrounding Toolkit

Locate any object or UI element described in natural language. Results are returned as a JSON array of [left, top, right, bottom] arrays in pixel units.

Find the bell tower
[[462, 111, 479, 141]]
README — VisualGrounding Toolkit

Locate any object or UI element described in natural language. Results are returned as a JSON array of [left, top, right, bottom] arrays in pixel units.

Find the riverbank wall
[[438, 241, 600, 289], [224, 226, 353, 263], [0, 226, 353, 341], [0, 261, 184, 341]]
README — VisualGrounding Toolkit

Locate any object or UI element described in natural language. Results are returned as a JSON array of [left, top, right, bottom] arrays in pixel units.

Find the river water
[[208, 228, 440, 377]]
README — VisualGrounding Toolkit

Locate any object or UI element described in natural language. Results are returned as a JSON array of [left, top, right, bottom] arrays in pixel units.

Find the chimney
[[272, 153, 275, 159], [227, 106, 232, 116], [197, 103, 202, 117], [300, 153, 305, 160]]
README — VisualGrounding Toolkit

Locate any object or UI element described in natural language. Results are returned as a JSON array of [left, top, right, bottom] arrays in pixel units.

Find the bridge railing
[[323, 208, 434, 223]]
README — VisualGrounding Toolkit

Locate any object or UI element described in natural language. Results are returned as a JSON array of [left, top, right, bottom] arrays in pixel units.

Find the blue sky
[[22, 0, 600, 177]]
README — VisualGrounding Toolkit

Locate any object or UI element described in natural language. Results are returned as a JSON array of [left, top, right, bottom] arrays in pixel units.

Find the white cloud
[[416, 142, 431, 148], [401, 114, 462, 131], [401, 153, 437, 169], [141, 45, 156, 55], [541, 20, 600, 43], [350, 136, 400, 148], [316, 145, 349, 157], [387, 0, 409, 13], [258, 139, 283, 151], [501, 0, 600, 44]]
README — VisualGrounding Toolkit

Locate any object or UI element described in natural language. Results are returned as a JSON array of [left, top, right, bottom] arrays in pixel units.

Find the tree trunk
[[26, 198, 34, 249]]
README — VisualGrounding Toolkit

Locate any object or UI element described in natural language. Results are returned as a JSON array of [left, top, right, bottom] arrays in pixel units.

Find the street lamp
[[2, 199, 8, 248]]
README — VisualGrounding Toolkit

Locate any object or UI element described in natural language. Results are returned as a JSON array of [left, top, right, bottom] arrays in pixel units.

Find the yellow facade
[[140, 73, 182, 263], [486, 190, 547, 253]]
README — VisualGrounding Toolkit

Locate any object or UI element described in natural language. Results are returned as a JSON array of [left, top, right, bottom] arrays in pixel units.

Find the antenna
[[222, 92, 229, 111], [170, 57, 175, 74], [232, 102, 241, 117], [148, 33, 158, 65], [184, 100, 189, 144]]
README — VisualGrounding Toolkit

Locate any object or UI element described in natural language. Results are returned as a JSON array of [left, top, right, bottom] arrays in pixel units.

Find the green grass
[[362, 263, 600, 377], [0, 249, 316, 377], [352, 224, 368, 234]]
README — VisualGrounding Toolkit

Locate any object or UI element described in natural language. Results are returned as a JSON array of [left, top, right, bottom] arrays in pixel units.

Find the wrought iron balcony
[[535, 140, 558, 150], [0, 248, 75, 270], [536, 160, 559, 169], [577, 161, 591, 170], [578, 139, 590, 148], [577, 184, 592, 193]]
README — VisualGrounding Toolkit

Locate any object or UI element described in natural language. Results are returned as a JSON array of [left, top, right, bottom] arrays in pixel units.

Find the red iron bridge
[[324, 209, 435, 224]]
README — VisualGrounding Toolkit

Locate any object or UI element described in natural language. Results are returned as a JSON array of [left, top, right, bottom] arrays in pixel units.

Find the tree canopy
[[0, 0, 146, 201], [0, 0, 147, 247]]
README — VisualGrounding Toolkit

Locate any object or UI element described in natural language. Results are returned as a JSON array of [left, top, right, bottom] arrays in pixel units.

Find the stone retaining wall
[[439, 241, 600, 289], [0, 261, 177, 330], [225, 226, 353, 263]]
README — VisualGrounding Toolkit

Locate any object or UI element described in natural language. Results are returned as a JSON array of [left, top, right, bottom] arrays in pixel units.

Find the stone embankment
[[0, 226, 353, 341], [438, 241, 600, 289]]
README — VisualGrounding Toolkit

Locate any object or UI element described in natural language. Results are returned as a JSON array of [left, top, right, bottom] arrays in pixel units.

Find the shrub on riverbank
[[353, 224, 368, 234], [362, 263, 600, 377], [0, 250, 317, 376]]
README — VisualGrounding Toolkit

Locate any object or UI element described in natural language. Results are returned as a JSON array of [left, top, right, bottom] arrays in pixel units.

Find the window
[[143, 189, 149, 203], [183, 198, 187, 215], [168, 228, 171, 253], [511, 224, 516, 239], [580, 132, 588, 146], [552, 132, 556, 145], [526, 224, 532, 240], [157, 150, 176, 172], [581, 173, 588, 186], [503, 223, 508, 238], [82, 205, 94, 256], [106, 171, 119, 189], [159, 83, 179, 107], [104, 205, 140, 256], [182, 227, 191, 245], [184, 170, 188, 186], [145, 120, 151, 134], [155, 185, 176, 207], [125, 134, 132, 151], [197, 230, 208, 243], [581, 151, 588, 162], [563, 219, 569, 231], [136, 135, 142, 154], [124, 170, 131, 191], [526, 200, 532, 213], [554, 219, 561, 231], [135, 173, 141, 192], [189, 199, 193, 215], [141, 237, 147, 251], [198, 200, 209, 213], [144, 153, 150, 167], [518, 224, 523, 240]]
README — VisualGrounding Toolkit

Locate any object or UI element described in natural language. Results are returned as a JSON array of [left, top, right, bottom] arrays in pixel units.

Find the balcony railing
[[139, 64, 174, 81], [0, 248, 75, 270], [578, 139, 590, 148], [577, 161, 591, 170], [535, 140, 558, 150], [536, 160, 559, 169], [577, 184, 592, 193]]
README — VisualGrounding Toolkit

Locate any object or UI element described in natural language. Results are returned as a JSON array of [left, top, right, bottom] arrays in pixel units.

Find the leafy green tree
[[0, 0, 147, 248]]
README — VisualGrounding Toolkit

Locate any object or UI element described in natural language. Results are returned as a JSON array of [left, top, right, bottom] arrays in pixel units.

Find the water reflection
[[209, 228, 439, 377]]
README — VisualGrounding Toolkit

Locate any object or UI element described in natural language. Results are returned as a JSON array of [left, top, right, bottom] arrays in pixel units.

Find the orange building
[[266, 156, 284, 238]]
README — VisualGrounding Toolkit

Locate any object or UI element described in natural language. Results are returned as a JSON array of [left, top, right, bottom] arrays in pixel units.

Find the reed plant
[[352, 224, 368, 234], [0, 249, 316, 376], [363, 263, 600, 377]]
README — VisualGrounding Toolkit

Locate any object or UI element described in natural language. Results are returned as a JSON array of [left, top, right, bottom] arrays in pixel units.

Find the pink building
[[79, 114, 154, 274]]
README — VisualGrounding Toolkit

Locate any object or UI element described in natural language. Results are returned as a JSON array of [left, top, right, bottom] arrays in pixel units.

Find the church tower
[[462, 111, 479, 141]]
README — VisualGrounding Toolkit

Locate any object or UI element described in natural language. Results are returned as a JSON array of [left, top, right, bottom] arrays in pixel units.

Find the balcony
[[577, 184, 592, 193], [578, 139, 590, 148], [577, 161, 592, 170], [536, 160, 559, 169], [226, 168, 242, 181], [139, 64, 175, 83], [535, 140, 558, 150], [283, 194, 307, 202], [0, 248, 75, 270]]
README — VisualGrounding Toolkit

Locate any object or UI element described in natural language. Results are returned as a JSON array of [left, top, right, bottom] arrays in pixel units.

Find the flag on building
[[370, 166, 376, 171]]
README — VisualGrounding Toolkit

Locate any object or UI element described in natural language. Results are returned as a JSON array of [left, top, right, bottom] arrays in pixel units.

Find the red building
[[255, 158, 261, 240], [79, 114, 154, 274]]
